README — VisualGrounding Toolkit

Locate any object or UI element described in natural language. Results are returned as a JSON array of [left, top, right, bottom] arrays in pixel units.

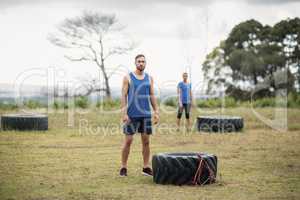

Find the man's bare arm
[[190, 88, 194, 106], [150, 76, 159, 123], [150, 76, 158, 112], [121, 76, 129, 122], [178, 85, 182, 107]]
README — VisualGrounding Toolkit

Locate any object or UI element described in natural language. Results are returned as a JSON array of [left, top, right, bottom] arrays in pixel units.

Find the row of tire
[[196, 116, 244, 132], [0, 114, 48, 131], [0, 114, 243, 133]]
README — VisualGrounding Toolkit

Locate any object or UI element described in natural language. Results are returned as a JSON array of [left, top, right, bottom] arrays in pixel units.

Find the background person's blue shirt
[[178, 81, 191, 104]]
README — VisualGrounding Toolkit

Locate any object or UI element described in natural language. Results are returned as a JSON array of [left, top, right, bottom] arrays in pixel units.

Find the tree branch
[[104, 43, 135, 60], [64, 55, 92, 62]]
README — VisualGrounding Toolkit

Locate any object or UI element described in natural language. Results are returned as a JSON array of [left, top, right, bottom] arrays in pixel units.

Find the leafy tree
[[202, 18, 300, 99], [271, 18, 300, 90]]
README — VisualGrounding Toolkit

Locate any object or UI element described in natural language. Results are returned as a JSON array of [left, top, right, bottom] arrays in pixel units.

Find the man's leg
[[121, 135, 134, 168], [141, 133, 150, 168], [176, 107, 183, 129], [185, 104, 191, 131], [186, 118, 191, 130]]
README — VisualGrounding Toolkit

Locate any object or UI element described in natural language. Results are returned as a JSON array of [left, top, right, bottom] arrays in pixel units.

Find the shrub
[[63, 102, 69, 109], [163, 97, 177, 107], [196, 99, 208, 108], [24, 99, 41, 109], [253, 98, 275, 107], [75, 96, 89, 108], [97, 99, 121, 109], [288, 92, 300, 108], [197, 97, 237, 108], [0, 102, 18, 110], [52, 100, 69, 109], [53, 101, 59, 110], [225, 97, 237, 107]]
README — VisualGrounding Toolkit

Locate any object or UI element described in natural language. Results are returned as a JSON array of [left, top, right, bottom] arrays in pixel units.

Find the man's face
[[183, 73, 188, 81], [135, 56, 146, 72]]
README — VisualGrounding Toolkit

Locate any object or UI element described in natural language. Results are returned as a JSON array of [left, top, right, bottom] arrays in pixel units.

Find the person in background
[[176, 72, 193, 131]]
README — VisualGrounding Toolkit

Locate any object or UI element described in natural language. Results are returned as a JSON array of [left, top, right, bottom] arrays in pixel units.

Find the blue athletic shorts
[[123, 117, 152, 135]]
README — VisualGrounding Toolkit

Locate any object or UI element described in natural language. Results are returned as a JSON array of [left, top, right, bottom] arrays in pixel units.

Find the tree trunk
[[297, 59, 300, 93], [96, 62, 112, 101], [99, 69, 102, 102], [253, 73, 258, 85], [103, 72, 111, 100], [99, 39, 111, 101]]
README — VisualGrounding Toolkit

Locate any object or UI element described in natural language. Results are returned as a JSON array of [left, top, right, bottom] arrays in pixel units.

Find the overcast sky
[[0, 0, 299, 91]]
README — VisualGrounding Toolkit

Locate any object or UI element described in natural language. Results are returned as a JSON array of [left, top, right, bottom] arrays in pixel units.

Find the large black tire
[[196, 116, 243, 133], [1, 114, 48, 131], [152, 153, 217, 186]]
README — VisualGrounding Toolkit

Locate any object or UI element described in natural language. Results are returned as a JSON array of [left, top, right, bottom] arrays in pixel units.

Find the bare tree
[[48, 11, 135, 100]]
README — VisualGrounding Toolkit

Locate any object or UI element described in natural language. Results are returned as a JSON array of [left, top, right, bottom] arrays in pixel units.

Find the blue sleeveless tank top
[[127, 72, 151, 118]]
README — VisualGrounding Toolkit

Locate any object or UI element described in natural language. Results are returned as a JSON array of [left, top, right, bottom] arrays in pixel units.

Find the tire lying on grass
[[196, 115, 243, 132], [1, 113, 48, 131], [152, 153, 217, 186]]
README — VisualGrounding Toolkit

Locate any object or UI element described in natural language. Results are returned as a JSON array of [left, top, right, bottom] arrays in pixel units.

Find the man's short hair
[[135, 54, 145, 60]]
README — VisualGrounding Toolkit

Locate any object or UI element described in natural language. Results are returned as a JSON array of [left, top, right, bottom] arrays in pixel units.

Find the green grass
[[0, 107, 299, 200]]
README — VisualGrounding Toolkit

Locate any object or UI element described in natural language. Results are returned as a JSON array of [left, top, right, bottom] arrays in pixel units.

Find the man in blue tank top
[[120, 54, 159, 177], [177, 72, 193, 131]]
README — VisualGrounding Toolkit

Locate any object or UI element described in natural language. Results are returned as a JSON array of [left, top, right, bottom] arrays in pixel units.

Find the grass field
[[0, 107, 299, 200]]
